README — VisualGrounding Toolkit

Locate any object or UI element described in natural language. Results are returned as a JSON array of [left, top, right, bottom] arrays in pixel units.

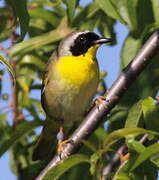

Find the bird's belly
[[44, 57, 99, 123], [46, 76, 98, 123]]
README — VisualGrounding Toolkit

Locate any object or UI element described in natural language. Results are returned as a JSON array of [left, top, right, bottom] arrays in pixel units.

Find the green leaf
[[127, 140, 145, 153], [0, 11, 8, 33], [29, 18, 48, 32], [140, 161, 158, 180], [17, 77, 32, 107], [0, 120, 43, 156], [30, 98, 43, 116], [0, 54, 16, 83], [109, 105, 128, 126], [121, 33, 141, 68], [8, 0, 29, 41], [113, 168, 131, 180], [96, 0, 127, 25], [103, 128, 158, 150], [98, 0, 138, 31], [66, 0, 79, 24], [0, 9, 13, 41], [10, 30, 59, 57], [37, 44, 57, 55], [151, 152, 159, 167], [114, 156, 158, 180], [29, 7, 59, 27], [90, 153, 100, 175], [42, 154, 90, 180], [151, 0, 159, 22], [81, 139, 97, 152], [79, 16, 100, 31], [142, 97, 159, 131], [120, 54, 159, 106], [123, 0, 138, 30], [10, 18, 72, 57], [98, 12, 116, 41], [0, 113, 8, 144], [72, 2, 100, 26], [0, 28, 11, 42], [125, 101, 142, 128], [131, 143, 159, 170], [94, 127, 108, 143], [18, 54, 45, 71], [23, 103, 42, 121], [17, 65, 35, 86], [136, 0, 155, 34]]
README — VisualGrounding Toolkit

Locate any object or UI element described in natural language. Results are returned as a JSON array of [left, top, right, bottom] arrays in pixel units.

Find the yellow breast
[[55, 46, 99, 86]]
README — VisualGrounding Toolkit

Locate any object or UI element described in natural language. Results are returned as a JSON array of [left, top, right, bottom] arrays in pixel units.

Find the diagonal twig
[[35, 30, 159, 180], [102, 134, 149, 180]]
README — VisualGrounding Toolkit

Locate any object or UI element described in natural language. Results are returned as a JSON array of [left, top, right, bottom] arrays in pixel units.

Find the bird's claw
[[95, 96, 109, 110], [57, 139, 73, 158]]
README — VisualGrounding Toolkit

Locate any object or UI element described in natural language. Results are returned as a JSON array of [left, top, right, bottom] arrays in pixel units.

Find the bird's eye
[[79, 36, 86, 43]]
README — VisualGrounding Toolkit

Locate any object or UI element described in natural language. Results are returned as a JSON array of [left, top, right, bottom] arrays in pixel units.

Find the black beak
[[93, 37, 112, 45]]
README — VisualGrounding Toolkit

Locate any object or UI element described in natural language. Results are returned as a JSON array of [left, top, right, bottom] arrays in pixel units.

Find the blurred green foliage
[[0, 0, 159, 179]]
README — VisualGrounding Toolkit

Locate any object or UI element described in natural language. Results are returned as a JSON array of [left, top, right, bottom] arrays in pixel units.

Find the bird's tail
[[32, 120, 59, 161]]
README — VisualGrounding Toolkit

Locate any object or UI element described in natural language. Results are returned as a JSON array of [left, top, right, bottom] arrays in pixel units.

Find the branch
[[11, 29, 19, 128], [11, 60, 19, 127], [0, 44, 10, 54], [102, 134, 149, 180], [35, 30, 159, 180], [102, 145, 127, 180]]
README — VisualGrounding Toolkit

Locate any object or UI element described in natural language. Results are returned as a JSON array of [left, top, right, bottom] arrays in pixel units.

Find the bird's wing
[[41, 50, 58, 114], [32, 50, 60, 161]]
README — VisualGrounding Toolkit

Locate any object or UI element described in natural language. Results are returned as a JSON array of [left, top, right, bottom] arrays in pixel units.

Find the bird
[[32, 30, 111, 161]]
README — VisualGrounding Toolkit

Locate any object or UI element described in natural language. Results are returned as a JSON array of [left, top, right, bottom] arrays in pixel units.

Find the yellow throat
[[55, 45, 99, 86]]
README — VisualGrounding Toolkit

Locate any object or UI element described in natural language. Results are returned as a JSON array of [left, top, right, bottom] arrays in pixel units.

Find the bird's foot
[[57, 127, 65, 141], [95, 96, 106, 106], [56, 126, 74, 158], [57, 139, 72, 158], [95, 96, 109, 110]]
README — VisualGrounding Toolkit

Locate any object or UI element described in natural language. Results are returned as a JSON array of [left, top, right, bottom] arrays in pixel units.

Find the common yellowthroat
[[33, 31, 111, 161]]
